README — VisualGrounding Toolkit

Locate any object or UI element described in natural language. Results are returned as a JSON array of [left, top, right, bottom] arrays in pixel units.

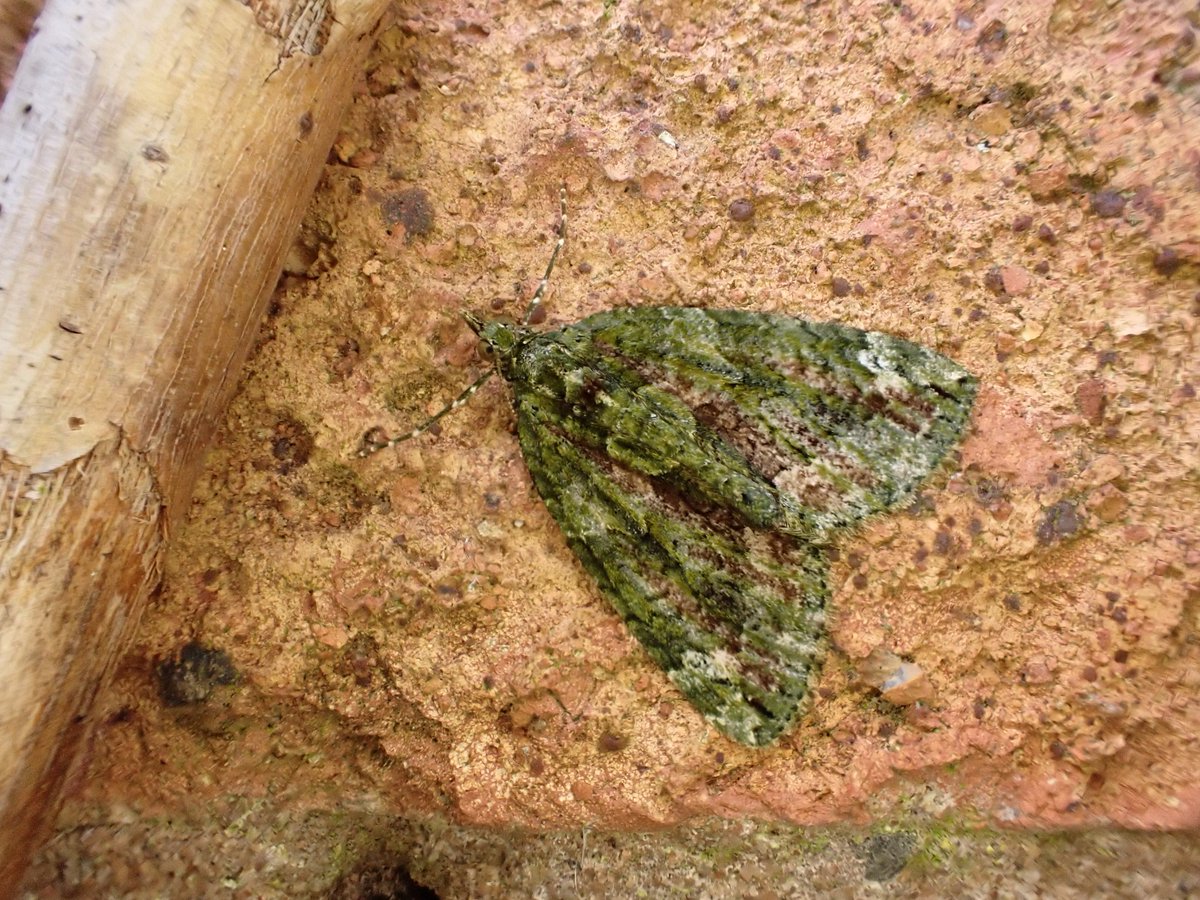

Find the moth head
[[463, 311, 520, 367]]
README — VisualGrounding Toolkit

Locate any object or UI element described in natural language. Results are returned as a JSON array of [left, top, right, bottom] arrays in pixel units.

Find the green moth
[[362, 193, 977, 747]]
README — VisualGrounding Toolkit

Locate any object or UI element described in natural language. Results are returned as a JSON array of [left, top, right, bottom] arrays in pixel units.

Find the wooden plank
[[0, 0, 390, 889]]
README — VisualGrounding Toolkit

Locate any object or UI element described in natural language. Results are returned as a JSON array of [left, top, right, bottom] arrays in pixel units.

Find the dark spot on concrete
[[1037, 224, 1057, 243], [1007, 81, 1038, 105], [1012, 214, 1033, 232], [314, 463, 373, 528], [973, 478, 1007, 506], [977, 19, 1007, 52], [859, 832, 917, 882], [1114, 649, 1129, 663], [1050, 739, 1068, 759], [852, 572, 868, 589], [158, 642, 238, 707], [1072, 171, 1107, 192], [271, 415, 314, 473], [831, 276, 853, 298], [1075, 378, 1107, 425], [1037, 500, 1081, 544], [856, 133, 870, 161], [597, 730, 629, 753], [381, 187, 435, 238], [1090, 190, 1126, 218], [331, 336, 361, 379], [830, 277, 859, 297], [329, 862, 438, 900], [1131, 92, 1160, 119], [983, 266, 1005, 295], [338, 633, 380, 687], [728, 198, 755, 222], [1153, 247, 1182, 276], [1034, 260, 1050, 274], [933, 530, 953, 555], [1003, 593, 1021, 611]]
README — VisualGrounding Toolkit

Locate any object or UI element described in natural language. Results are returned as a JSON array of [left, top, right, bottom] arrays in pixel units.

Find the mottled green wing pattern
[[481, 307, 977, 746], [565, 308, 978, 539], [516, 391, 829, 747]]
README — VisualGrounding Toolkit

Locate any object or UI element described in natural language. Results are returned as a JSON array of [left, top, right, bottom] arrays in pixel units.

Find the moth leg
[[357, 369, 494, 458], [522, 185, 567, 325]]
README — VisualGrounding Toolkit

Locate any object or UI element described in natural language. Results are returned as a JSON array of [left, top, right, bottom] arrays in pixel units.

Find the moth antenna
[[357, 369, 495, 458], [523, 185, 567, 325]]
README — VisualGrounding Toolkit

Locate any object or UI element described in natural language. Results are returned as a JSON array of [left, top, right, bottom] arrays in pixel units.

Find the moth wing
[[515, 390, 827, 747], [567, 307, 977, 536]]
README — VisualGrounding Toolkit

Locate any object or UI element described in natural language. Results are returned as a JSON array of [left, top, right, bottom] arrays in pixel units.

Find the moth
[[361, 191, 977, 747]]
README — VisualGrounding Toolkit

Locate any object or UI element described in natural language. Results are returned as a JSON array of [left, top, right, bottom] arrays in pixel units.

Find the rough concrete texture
[[19, 804, 1200, 897], [22, 0, 1200, 891]]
